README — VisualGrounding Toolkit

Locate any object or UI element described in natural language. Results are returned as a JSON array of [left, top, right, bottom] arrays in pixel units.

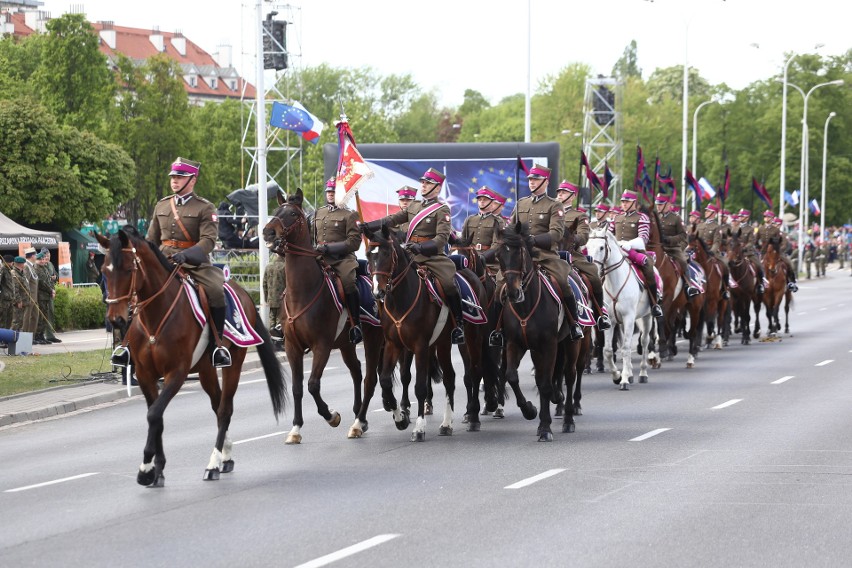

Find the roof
[[0, 211, 61, 249]]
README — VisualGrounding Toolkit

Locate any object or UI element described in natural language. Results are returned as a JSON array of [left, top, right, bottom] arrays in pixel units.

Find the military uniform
[[562, 204, 610, 329], [513, 194, 570, 283], [756, 218, 797, 289], [614, 205, 662, 310], [35, 260, 53, 343], [11, 262, 30, 331], [23, 255, 39, 333], [804, 242, 816, 278], [461, 211, 504, 272], [86, 255, 100, 283], [0, 259, 17, 330], [264, 253, 286, 337], [818, 241, 829, 277]]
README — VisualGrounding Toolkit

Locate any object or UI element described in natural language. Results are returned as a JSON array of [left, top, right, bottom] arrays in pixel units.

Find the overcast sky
[[40, 0, 848, 108]]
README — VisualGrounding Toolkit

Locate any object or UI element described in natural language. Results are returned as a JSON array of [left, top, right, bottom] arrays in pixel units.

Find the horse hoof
[[203, 468, 220, 481], [686, 362, 694, 368], [619, 384, 629, 391], [521, 403, 537, 420], [327, 412, 342, 428], [639, 375, 648, 384], [424, 402, 433, 416], [493, 408, 505, 419], [562, 421, 576, 433], [410, 431, 425, 442], [285, 433, 302, 444], [148, 474, 165, 488], [612, 376, 621, 385], [347, 427, 363, 439], [395, 415, 410, 431], [537, 431, 554, 442], [555, 404, 564, 417], [573, 404, 583, 416], [462, 414, 470, 424], [467, 422, 481, 432], [137, 469, 156, 487], [596, 364, 605, 373], [221, 460, 234, 473], [439, 426, 453, 436], [628, 376, 634, 384], [383, 400, 395, 412]]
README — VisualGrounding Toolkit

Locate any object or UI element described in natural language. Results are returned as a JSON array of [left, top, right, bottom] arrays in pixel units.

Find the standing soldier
[[460, 186, 506, 274], [556, 180, 611, 330], [804, 239, 816, 279], [361, 167, 466, 344], [655, 193, 699, 297], [34, 252, 53, 344], [817, 238, 829, 277], [613, 191, 664, 317], [11, 256, 30, 332], [264, 253, 286, 341], [40, 250, 60, 343], [0, 255, 17, 334], [23, 248, 39, 335], [313, 177, 364, 344], [86, 251, 100, 283], [115, 157, 231, 367]]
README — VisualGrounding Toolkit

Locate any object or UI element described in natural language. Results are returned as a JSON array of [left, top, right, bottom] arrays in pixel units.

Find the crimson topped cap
[[576, 206, 588, 213], [722, 209, 731, 216], [763, 209, 775, 218], [420, 168, 446, 185], [619, 190, 637, 201], [705, 203, 720, 213], [594, 203, 611, 213], [738, 208, 751, 218], [325, 177, 336, 190], [557, 180, 579, 193], [689, 210, 702, 218], [610, 206, 624, 214], [168, 157, 201, 177], [492, 192, 507, 205], [475, 186, 503, 201], [396, 186, 417, 198], [527, 163, 551, 179], [654, 192, 672, 203], [773, 217, 783, 224], [670, 205, 681, 213]]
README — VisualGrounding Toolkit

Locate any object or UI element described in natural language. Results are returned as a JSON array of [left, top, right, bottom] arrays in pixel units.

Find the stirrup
[[111, 345, 130, 368], [687, 286, 699, 298], [596, 314, 612, 331], [270, 323, 284, 341], [651, 304, 663, 318], [451, 326, 465, 345], [569, 323, 584, 341], [787, 282, 798, 292], [212, 346, 232, 368], [349, 325, 363, 344], [756, 284, 765, 294], [488, 330, 504, 347]]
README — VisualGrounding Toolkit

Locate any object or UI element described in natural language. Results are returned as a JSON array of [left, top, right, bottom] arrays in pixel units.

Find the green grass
[[0, 349, 120, 398]]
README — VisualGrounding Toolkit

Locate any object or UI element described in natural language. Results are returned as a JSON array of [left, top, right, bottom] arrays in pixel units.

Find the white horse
[[586, 226, 657, 390]]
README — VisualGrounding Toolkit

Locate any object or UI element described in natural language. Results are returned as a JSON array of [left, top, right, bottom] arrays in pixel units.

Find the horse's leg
[[204, 355, 244, 479], [530, 345, 555, 442], [305, 346, 339, 427], [437, 343, 456, 436], [552, 341, 566, 418], [285, 342, 305, 444], [460, 335, 484, 432], [399, 349, 414, 413], [351, 326, 382, 437], [562, 339, 581, 433], [752, 296, 762, 338], [410, 342, 432, 442], [594, 327, 605, 372], [137, 371, 185, 487], [339, 343, 367, 439], [784, 292, 792, 335], [604, 324, 619, 383], [505, 344, 536, 420], [379, 341, 409, 430], [481, 344, 501, 414], [637, 316, 651, 384], [618, 310, 636, 390]]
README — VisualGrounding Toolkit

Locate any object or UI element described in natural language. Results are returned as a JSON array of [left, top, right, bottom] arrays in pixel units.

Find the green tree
[[0, 34, 43, 100], [612, 40, 642, 80], [190, 98, 245, 201]]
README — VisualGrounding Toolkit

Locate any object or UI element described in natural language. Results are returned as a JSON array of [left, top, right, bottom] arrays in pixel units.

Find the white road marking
[[815, 360, 834, 367], [505, 468, 566, 489], [798, 312, 807, 315], [819, 307, 828, 311], [711, 399, 743, 410], [293, 534, 400, 568], [5, 472, 100, 493], [630, 428, 671, 441], [233, 431, 286, 445], [771, 375, 794, 384]]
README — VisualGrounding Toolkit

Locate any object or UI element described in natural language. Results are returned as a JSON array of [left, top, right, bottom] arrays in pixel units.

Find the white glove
[[618, 240, 631, 251], [627, 237, 646, 251]]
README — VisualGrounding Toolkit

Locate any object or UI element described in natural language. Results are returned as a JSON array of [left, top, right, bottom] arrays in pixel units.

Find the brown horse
[[96, 227, 286, 487], [262, 189, 384, 443], [726, 229, 760, 345], [687, 229, 728, 350], [759, 242, 789, 336]]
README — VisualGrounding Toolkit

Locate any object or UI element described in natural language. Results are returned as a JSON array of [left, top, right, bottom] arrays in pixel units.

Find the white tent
[[0, 211, 61, 249]]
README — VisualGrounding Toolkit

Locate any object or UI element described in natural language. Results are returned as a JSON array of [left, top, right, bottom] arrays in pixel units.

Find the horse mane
[[115, 225, 176, 274], [501, 222, 530, 249]]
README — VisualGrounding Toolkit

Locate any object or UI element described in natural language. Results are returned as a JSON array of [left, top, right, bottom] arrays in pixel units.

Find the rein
[[588, 234, 631, 316], [501, 243, 542, 347], [372, 242, 425, 350]]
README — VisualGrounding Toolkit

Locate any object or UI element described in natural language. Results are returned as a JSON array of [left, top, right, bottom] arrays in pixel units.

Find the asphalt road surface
[[2, 270, 851, 568]]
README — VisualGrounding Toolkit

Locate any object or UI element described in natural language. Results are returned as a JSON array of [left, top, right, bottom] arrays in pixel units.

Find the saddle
[[312, 258, 380, 326], [183, 280, 263, 347], [422, 268, 487, 324]]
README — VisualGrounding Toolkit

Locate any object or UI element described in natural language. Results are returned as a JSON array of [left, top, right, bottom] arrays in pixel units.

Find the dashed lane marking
[[5, 472, 100, 493], [771, 376, 794, 384], [630, 428, 671, 441], [815, 360, 834, 367], [293, 534, 400, 568], [505, 468, 566, 489], [233, 431, 287, 445], [711, 399, 743, 410]]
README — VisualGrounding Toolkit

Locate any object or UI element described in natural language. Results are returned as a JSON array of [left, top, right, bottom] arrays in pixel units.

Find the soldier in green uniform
[[489, 164, 584, 346], [756, 210, 798, 291], [460, 186, 506, 274], [313, 177, 364, 344], [655, 193, 699, 297], [731, 209, 765, 293], [804, 239, 816, 279], [264, 253, 286, 341], [34, 252, 52, 344], [23, 248, 39, 334], [0, 255, 17, 335], [113, 157, 231, 368], [817, 238, 829, 277], [86, 251, 100, 283], [11, 256, 30, 332], [556, 180, 611, 330], [362, 167, 466, 344], [695, 203, 730, 299]]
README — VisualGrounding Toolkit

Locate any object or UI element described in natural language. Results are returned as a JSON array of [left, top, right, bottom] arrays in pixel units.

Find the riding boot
[[683, 275, 699, 298], [210, 305, 232, 368], [786, 267, 799, 292], [755, 265, 765, 294], [562, 290, 584, 341], [590, 280, 611, 330], [345, 291, 363, 344], [446, 290, 465, 344]]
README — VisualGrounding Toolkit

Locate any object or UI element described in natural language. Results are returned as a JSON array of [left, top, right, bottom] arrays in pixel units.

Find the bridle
[[265, 208, 314, 258], [371, 239, 423, 348], [500, 240, 535, 299]]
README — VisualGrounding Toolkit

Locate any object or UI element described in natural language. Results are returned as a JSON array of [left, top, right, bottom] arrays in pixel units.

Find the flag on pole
[[721, 166, 730, 203], [269, 101, 324, 144], [809, 199, 821, 216], [603, 161, 613, 199], [790, 189, 800, 206], [634, 145, 645, 193], [335, 119, 373, 207], [751, 177, 773, 209], [580, 150, 603, 194], [698, 177, 717, 202], [686, 168, 702, 210], [784, 191, 797, 207]]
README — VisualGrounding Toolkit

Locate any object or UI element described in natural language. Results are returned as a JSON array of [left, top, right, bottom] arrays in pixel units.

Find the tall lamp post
[[820, 111, 837, 240], [795, 79, 844, 274], [779, 53, 797, 218], [691, 99, 718, 200]]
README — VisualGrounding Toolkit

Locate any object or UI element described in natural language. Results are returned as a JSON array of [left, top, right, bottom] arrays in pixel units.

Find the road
[[1, 270, 851, 567]]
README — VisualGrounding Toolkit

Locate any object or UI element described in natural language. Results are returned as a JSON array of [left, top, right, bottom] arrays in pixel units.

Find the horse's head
[[369, 224, 410, 300], [562, 216, 581, 250], [496, 220, 532, 304], [263, 188, 308, 254], [586, 225, 621, 275]]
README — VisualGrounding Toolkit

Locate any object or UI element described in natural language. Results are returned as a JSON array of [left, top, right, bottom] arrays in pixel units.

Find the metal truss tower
[[582, 76, 624, 204]]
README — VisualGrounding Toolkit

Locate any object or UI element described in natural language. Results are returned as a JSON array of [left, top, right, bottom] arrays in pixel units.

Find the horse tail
[[429, 351, 443, 384], [254, 316, 289, 419]]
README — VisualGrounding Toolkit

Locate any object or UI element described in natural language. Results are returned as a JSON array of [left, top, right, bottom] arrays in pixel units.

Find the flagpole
[[255, 0, 270, 326]]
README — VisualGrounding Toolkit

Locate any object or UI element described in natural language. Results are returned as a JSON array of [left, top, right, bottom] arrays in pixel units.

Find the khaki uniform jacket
[[0, 263, 16, 304], [147, 192, 224, 306], [512, 194, 570, 283], [697, 220, 722, 252], [264, 254, 286, 309], [614, 211, 647, 242], [659, 210, 688, 264], [313, 205, 361, 293], [380, 198, 456, 289], [562, 207, 596, 278], [461, 212, 504, 270], [757, 223, 781, 252]]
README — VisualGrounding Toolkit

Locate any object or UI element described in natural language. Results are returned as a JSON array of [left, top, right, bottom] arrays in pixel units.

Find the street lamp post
[[691, 99, 717, 200], [795, 79, 844, 275], [820, 111, 837, 240], [779, 53, 797, 218]]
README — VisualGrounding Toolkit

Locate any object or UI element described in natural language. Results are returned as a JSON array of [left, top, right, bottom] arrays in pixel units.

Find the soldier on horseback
[[556, 180, 611, 330], [460, 186, 506, 274], [590, 203, 610, 230], [696, 203, 731, 299], [731, 209, 765, 293], [655, 192, 700, 298], [613, 191, 664, 318], [313, 177, 364, 344], [361, 167, 466, 344], [490, 164, 584, 346], [756, 210, 798, 292]]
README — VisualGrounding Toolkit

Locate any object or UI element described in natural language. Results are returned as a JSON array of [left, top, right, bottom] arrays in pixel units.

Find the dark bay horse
[[726, 229, 759, 345], [646, 210, 687, 367], [262, 188, 383, 442], [96, 227, 286, 487], [759, 242, 790, 336], [495, 221, 576, 440], [687, 229, 728, 350], [365, 224, 486, 441]]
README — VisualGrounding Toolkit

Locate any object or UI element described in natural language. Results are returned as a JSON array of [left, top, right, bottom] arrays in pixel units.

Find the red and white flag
[[335, 120, 373, 207]]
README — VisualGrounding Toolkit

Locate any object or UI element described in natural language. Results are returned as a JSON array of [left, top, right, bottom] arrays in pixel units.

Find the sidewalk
[[0, 328, 268, 428]]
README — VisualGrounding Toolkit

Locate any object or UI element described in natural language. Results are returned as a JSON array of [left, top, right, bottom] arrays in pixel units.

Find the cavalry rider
[[460, 185, 506, 274], [655, 192, 699, 298], [556, 180, 611, 330], [731, 209, 765, 294], [756, 210, 798, 292], [491, 164, 584, 345], [696, 203, 730, 299], [314, 177, 364, 344], [688, 209, 701, 230], [590, 202, 610, 230], [394, 185, 417, 236], [613, 190, 664, 318], [361, 167, 466, 344], [124, 157, 231, 368], [606, 205, 623, 224]]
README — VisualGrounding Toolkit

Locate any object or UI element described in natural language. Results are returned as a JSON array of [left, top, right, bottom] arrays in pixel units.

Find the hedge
[[54, 286, 106, 331]]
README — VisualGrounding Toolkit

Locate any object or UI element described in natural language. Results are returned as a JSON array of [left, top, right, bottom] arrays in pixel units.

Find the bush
[[55, 285, 106, 330]]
